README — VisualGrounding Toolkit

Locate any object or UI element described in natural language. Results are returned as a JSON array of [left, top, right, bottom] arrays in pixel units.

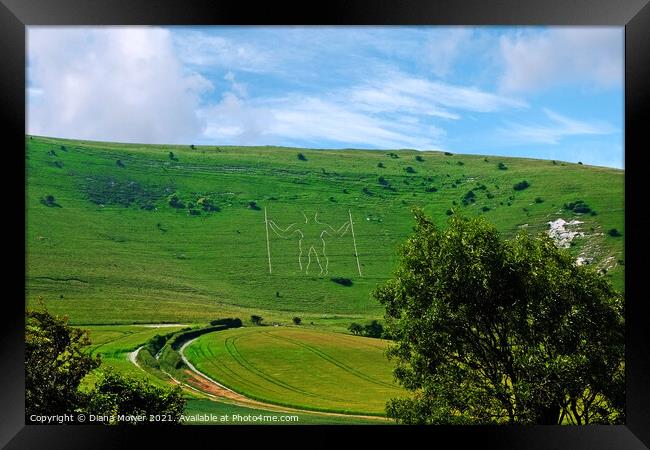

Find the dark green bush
[[513, 180, 530, 191]]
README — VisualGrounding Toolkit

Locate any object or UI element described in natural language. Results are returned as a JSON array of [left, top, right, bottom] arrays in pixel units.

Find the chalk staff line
[[349, 209, 362, 277]]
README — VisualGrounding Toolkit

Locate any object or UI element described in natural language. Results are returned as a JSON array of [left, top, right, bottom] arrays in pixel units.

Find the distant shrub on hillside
[[565, 200, 592, 214], [425, 186, 438, 193], [209, 318, 242, 328], [415, 155, 424, 162], [197, 196, 219, 212], [292, 317, 302, 326], [331, 277, 353, 286], [168, 193, 184, 209], [446, 209, 454, 216], [297, 152, 307, 161], [444, 152, 453, 156], [363, 320, 384, 339], [513, 180, 530, 191], [377, 162, 385, 168], [250, 315, 264, 325], [116, 159, 125, 168], [348, 323, 363, 335], [168, 151, 177, 161], [248, 201, 261, 210], [389, 152, 399, 159], [457, 161, 464, 166], [498, 162, 508, 170], [405, 166, 416, 174], [608, 228, 622, 237], [40, 195, 61, 208], [362, 187, 374, 196], [378, 176, 389, 186], [481, 206, 491, 212], [535, 197, 544, 203], [190, 144, 196, 149]]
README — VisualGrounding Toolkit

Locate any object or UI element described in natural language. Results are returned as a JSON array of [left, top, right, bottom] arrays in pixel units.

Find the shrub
[[292, 317, 302, 326], [168, 193, 184, 209], [248, 201, 261, 210], [209, 318, 242, 328], [116, 159, 125, 168], [377, 162, 385, 168], [363, 320, 384, 338], [40, 195, 60, 208], [190, 144, 196, 149], [297, 153, 307, 161], [197, 196, 219, 212], [498, 162, 508, 170], [331, 277, 353, 286], [425, 186, 438, 193], [535, 197, 544, 203], [168, 151, 177, 161], [415, 155, 424, 162], [513, 180, 530, 191], [250, 315, 264, 325], [378, 176, 389, 186], [578, 161, 583, 165], [608, 228, 622, 237], [446, 209, 454, 216], [481, 206, 491, 212], [565, 200, 592, 214], [362, 187, 374, 196], [405, 166, 416, 174], [444, 152, 453, 156], [348, 323, 363, 335], [457, 161, 464, 166]]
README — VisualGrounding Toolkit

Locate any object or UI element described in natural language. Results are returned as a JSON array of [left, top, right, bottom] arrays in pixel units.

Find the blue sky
[[27, 26, 624, 168]]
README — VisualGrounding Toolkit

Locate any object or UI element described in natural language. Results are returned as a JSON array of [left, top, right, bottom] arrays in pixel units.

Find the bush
[[498, 162, 508, 170], [168, 193, 184, 209], [40, 195, 61, 208], [415, 155, 424, 162], [425, 186, 438, 193], [209, 318, 242, 328], [248, 201, 261, 210], [348, 323, 363, 335], [116, 159, 125, 168], [444, 152, 453, 156], [405, 166, 416, 174], [446, 209, 454, 216], [363, 320, 384, 338], [297, 152, 307, 161], [331, 277, 353, 286], [535, 197, 544, 203], [608, 228, 622, 237], [197, 196, 219, 212], [378, 176, 389, 186], [481, 206, 491, 212], [190, 144, 196, 149], [292, 317, 302, 325], [168, 151, 177, 161], [377, 162, 385, 168], [457, 161, 464, 166], [565, 200, 592, 214], [250, 315, 264, 325], [362, 187, 374, 196], [513, 180, 530, 191]]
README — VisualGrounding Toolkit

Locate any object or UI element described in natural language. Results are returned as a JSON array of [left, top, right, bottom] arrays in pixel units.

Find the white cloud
[[198, 73, 522, 150], [28, 27, 212, 144], [173, 31, 272, 72], [499, 28, 623, 92], [501, 108, 617, 145], [424, 28, 472, 78]]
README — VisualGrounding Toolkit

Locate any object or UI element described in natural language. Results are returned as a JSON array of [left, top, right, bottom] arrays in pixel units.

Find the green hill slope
[[25, 136, 624, 325]]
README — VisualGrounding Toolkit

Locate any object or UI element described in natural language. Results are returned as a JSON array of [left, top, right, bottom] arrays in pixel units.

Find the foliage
[[374, 209, 624, 425], [513, 180, 530, 191], [86, 370, 186, 424], [608, 228, 622, 237], [297, 152, 307, 161], [348, 323, 363, 335], [498, 162, 508, 170], [292, 316, 302, 325], [250, 315, 264, 325], [40, 194, 61, 208], [415, 155, 424, 162], [565, 200, 592, 214], [363, 320, 384, 338], [26, 307, 100, 418], [405, 166, 416, 174]]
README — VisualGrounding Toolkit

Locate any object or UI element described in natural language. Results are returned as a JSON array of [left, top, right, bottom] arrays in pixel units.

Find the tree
[[348, 323, 363, 335], [86, 370, 185, 424], [374, 209, 624, 425], [292, 317, 302, 325], [26, 307, 186, 423], [297, 152, 307, 161], [250, 315, 264, 325], [26, 307, 100, 418]]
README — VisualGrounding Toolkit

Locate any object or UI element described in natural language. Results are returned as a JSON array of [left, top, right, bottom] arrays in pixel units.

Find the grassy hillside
[[25, 135, 624, 326]]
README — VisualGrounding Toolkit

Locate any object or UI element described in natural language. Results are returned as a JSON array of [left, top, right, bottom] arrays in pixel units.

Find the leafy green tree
[[292, 317, 302, 325], [26, 307, 186, 424], [374, 209, 624, 425], [86, 370, 185, 424], [348, 323, 363, 335], [26, 307, 100, 419]]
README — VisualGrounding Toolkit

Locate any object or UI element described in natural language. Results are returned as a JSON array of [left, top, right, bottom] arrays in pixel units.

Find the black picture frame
[[2, 0, 649, 448]]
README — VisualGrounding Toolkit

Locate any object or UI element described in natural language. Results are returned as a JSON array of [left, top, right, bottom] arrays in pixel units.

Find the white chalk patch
[[547, 218, 584, 248]]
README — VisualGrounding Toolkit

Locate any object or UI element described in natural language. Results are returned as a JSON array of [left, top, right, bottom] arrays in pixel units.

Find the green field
[[183, 326, 406, 415], [25, 134, 624, 420]]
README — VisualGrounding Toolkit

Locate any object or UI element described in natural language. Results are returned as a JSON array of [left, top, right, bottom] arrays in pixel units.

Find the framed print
[[2, 0, 649, 448]]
